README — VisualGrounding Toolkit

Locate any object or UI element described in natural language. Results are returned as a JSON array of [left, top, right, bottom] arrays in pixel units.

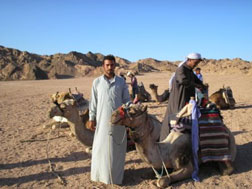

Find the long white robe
[[89, 75, 130, 184]]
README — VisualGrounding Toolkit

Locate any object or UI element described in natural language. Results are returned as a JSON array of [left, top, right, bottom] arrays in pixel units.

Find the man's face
[[188, 59, 201, 69], [103, 59, 116, 78]]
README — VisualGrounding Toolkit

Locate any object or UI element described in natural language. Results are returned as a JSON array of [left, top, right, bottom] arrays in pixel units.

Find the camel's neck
[[133, 114, 161, 143], [67, 109, 83, 127], [66, 108, 94, 147], [131, 114, 164, 167], [150, 89, 162, 102]]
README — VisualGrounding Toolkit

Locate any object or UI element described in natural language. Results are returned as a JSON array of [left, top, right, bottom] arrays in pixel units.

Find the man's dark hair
[[103, 55, 116, 64], [195, 67, 201, 71]]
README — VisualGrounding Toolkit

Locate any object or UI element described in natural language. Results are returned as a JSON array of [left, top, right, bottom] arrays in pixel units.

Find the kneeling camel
[[111, 103, 236, 187], [149, 84, 169, 103], [209, 86, 236, 109], [49, 99, 94, 152]]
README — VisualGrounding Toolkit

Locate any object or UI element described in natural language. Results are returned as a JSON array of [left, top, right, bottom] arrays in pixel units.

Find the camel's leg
[[217, 127, 236, 175], [224, 161, 234, 175], [218, 99, 229, 109], [218, 161, 234, 175], [226, 127, 237, 162], [157, 162, 193, 188], [42, 120, 56, 129]]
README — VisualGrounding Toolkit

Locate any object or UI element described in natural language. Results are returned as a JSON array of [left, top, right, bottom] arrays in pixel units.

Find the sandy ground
[[0, 72, 252, 189]]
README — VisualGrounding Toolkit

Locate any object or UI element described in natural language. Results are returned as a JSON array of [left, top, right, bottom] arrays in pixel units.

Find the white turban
[[177, 52, 203, 67], [186, 53, 202, 60], [169, 53, 203, 92]]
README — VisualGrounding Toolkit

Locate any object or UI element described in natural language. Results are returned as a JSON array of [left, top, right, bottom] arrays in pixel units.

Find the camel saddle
[[170, 104, 231, 163]]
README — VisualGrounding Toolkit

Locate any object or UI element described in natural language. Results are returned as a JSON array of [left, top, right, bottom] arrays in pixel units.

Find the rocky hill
[[0, 46, 251, 80], [200, 58, 252, 74]]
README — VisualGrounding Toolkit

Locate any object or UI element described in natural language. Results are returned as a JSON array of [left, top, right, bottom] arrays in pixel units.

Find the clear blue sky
[[1, 0, 252, 62]]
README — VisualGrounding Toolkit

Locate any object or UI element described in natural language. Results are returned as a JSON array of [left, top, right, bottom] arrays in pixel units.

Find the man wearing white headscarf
[[160, 53, 207, 141]]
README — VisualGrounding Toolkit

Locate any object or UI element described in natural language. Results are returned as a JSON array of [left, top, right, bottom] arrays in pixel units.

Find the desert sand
[[0, 71, 252, 188]]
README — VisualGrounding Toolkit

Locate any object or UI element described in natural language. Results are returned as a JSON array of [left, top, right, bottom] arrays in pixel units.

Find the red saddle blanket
[[199, 108, 231, 162]]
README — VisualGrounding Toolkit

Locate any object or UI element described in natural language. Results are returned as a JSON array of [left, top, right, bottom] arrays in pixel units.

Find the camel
[[49, 99, 135, 153], [149, 84, 169, 103], [49, 99, 94, 152], [51, 87, 88, 111], [128, 82, 151, 103], [51, 91, 72, 105], [209, 86, 236, 109], [44, 88, 89, 132], [137, 82, 152, 102], [111, 103, 236, 187]]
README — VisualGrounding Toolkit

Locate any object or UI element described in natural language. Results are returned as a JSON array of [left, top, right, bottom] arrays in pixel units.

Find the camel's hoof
[[156, 176, 171, 188], [219, 161, 234, 175], [69, 132, 75, 137], [222, 166, 234, 175]]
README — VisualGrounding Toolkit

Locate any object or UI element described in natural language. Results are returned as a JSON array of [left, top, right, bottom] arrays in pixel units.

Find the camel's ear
[[69, 88, 72, 95], [141, 105, 148, 112], [75, 87, 80, 93], [56, 91, 59, 98], [51, 92, 59, 103], [50, 94, 56, 102]]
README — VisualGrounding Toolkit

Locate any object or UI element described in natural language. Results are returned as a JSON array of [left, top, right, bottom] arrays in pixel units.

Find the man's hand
[[195, 83, 207, 91], [87, 120, 96, 131]]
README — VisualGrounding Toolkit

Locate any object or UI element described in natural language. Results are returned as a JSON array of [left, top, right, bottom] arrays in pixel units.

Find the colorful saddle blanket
[[171, 107, 232, 163], [198, 108, 231, 163]]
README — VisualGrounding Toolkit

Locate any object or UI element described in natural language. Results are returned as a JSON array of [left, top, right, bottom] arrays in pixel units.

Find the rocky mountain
[[0, 45, 251, 80], [0, 46, 129, 80]]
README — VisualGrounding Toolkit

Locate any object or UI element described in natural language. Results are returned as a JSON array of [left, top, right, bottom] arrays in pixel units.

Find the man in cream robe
[[88, 55, 130, 185]]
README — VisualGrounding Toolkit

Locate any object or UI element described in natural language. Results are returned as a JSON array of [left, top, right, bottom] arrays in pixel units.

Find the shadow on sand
[[0, 151, 90, 186], [2, 143, 251, 187], [0, 151, 89, 170], [234, 141, 252, 174], [0, 166, 89, 186], [123, 167, 155, 186], [123, 142, 252, 187], [232, 130, 249, 136], [234, 104, 252, 110]]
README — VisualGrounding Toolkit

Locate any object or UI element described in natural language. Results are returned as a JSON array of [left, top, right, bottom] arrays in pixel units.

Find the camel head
[[111, 103, 148, 128], [51, 91, 72, 105], [149, 84, 158, 91], [138, 82, 151, 102], [49, 99, 79, 119]]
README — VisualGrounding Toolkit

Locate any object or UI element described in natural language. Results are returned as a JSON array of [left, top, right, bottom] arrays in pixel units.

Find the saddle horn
[[75, 87, 80, 94]]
